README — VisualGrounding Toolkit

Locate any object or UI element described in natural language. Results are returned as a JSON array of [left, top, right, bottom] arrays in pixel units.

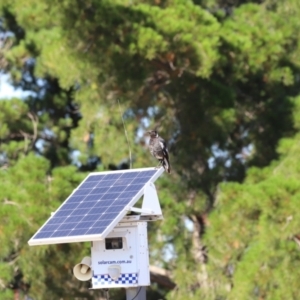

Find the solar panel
[[28, 167, 164, 246]]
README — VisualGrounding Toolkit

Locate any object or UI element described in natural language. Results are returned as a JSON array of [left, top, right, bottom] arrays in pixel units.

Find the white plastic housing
[[91, 221, 150, 289], [73, 256, 92, 281]]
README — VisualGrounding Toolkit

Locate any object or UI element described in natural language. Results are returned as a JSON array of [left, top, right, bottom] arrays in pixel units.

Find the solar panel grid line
[[28, 167, 164, 246]]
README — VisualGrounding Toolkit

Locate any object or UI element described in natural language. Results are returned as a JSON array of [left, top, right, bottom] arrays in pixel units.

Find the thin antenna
[[117, 99, 132, 169]]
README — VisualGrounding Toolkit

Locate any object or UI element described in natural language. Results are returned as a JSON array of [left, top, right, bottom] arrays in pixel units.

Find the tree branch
[[191, 215, 208, 289], [150, 265, 176, 290]]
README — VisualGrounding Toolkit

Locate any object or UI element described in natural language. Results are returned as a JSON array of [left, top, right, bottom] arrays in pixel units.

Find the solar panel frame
[[28, 167, 164, 246]]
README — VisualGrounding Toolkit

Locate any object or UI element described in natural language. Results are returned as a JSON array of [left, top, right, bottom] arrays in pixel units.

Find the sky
[[0, 74, 28, 99]]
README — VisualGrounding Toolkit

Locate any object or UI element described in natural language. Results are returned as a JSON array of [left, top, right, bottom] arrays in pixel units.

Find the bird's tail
[[162, 158, 171, 173]]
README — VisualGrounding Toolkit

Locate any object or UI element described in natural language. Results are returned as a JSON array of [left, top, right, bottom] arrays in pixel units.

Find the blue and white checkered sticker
[[93, 273, 138, 285]]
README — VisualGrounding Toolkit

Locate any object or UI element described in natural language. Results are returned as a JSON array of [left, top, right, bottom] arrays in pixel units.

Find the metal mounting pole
[[126, 287, 146, 300]]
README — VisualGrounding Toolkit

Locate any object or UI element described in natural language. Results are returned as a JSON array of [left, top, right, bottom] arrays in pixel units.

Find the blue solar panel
[[28, 168, 163, 245]]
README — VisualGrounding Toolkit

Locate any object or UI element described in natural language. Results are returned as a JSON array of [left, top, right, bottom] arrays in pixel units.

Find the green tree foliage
[[1, 0, 300, 299], [204, 97, 300, 299]]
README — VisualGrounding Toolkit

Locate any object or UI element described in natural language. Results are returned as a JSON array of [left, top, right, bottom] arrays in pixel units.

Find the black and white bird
[[147, 129, 171, 173]]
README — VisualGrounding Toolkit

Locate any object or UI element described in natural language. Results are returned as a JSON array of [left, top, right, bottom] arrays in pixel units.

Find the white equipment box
[[92, 221, 149, 288]]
